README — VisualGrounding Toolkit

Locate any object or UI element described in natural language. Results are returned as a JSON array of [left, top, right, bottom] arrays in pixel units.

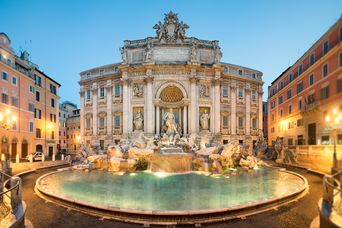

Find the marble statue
[[190, 44, 197, 62], [145, 42, 153, 62], [200, 110, 210, 130], [133, 84, 144, 97], [273, 137, 298, 164], [214, 46, 222, 64], [153, 11, 189, 41], [133, 111, 144, 131], [253, 129, 268, 157], [162, 108, 179, 144], [120, 47, 127, 64]]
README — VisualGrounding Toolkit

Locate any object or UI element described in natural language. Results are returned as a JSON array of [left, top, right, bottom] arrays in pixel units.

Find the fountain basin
[[36, 167, 307, 219]]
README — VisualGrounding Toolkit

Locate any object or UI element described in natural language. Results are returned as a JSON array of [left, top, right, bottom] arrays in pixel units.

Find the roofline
[[0, 32, 11, 44], [35, 68, 61, 87], [80, 63, 121, 75], [220, 62, 263, 75], [270, 16, 342, 86]]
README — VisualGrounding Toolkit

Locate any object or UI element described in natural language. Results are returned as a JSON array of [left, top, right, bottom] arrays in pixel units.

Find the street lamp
[[325, 108, 342, 172], [0, 108, 17, 174]]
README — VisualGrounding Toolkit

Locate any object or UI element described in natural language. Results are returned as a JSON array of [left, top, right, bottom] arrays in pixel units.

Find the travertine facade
[[79, 12, 264, 150]]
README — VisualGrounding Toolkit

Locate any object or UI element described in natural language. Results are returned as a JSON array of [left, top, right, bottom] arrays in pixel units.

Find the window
[[298, 64, 303, 75], [1, 93, 8, 104], [11, 96, 18, 107], [29, 85, 35, 93], [271, 100, 276, 109], [29, 122, 34, 132], [238, 69, 243, 75], [323, 40, 329, 55], [100, 87, 105, 98], [12, 76, 17, 85], [298, 99, 302, 110], [271, 127, 275, 133], [321, 86, 329, 100], [338, 134, 342, 144], [36, 128, 41, 138], [86, 119, 91, 128], [298, 135, 304, 145], [35, 74, 41, 86], [278, 96, 283, 104], [114, 85, 121, 97], [223, 116, 228, 127], [238, 117, 244, 128], [340, 27, 342, 41], [51, 98, 55, 107], [50, 114, 57, 123], [114, 116, 121, 128], [288, 139, 293, 145], [29, 103, 34, 112], [288, 104, 292, 114], [2, 72, 8, 81], [251, 90, 257, 101], [310, 53, 315, 66], [307, 94, 315, 104], [289, 73, 294, 82], [99, 117, 105, 128], [36, 91, 40, 101], [321, 136, 330, 145], [51, 131, 55, 140], [340, 52, 342, 67], [271, 113, 275, 121], [309, 73, 314, 86], [222, 85, 228, 97], [323, 64, 328, 77], [297, 82, 303, 94], [252, 118, 257, 129], [280, 109, 283, 118], [252, 73, 256, 79], [50, 84, 57, 95], [238, 88, 244, 98], [287, 90, 292, 99], [337, 78, 342, 93], [297, 119, 304, 127], [86, 89, 91, 101], [34, 109, 41, 119]]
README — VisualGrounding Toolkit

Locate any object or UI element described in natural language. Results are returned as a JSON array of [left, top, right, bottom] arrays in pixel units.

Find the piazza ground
[[22, 166, 322, 228]]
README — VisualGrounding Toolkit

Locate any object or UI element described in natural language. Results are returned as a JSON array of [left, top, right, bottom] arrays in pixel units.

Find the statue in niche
[[133, 111, 143, 131], [162, 108, 180, 145], [190, 44, 197, 62], [199, 84, 209, 98], [145, 42, 153, 62], [200, 110, 210, 130], [119, 47, 127, 64], [133, 84, 144, 97]]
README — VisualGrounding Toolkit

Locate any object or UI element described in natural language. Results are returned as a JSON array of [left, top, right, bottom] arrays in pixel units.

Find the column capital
[[144, 75, 154, 83]]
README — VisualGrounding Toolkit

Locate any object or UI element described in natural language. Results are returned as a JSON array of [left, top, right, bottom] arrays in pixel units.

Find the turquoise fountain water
[[38, 167, 305, 212]]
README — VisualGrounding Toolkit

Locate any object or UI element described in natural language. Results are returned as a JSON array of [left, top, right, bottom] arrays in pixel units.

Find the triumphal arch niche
[[80, 11, 264, 149]]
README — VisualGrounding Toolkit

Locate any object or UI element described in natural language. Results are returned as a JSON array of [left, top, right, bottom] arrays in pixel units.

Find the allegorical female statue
[[133, 111, 143, 131], [163, 108, 178, 135], [200, 110, 210, 130]]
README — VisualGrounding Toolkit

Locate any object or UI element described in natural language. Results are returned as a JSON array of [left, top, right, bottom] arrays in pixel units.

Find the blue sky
[[1, 0, 341, 105]]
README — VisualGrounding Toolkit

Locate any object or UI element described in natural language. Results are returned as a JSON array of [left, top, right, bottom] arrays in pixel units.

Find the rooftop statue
[[153, 11, 189, 41]]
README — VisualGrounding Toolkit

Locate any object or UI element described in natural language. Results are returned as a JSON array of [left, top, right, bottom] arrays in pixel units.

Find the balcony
[[236, 128, 245, 135]]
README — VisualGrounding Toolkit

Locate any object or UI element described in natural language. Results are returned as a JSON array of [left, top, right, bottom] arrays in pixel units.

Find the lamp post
[[325, 108, 342, 173], [0, 109, 17, 175]]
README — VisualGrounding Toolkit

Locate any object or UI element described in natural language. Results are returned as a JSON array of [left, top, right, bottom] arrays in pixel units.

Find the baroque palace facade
[[79, 12, 263, 150]]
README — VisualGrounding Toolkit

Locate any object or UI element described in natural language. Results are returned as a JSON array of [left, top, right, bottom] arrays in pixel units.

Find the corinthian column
[[145, 70, 154, 135], [214, 79, 221, 133], [79, 87, 85, 138], [122, 77, 129, 135], [245, 86, 251, 136], [106, 80, 112, 136], [189, 74, 198, 134], [92, 82, 98, 136], [183, 106, 188, 135], [258, 90, 263, 130], [230, 83, 237, 135]]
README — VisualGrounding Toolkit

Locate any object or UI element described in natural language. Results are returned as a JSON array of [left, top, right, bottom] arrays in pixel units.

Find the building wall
[[268, 18, 342, 146], [59, 101, 78, 150], [66, 115, 80, 152], [0, 33, 61, 158]]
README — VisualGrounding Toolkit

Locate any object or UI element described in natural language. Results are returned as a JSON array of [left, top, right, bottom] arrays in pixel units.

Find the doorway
[[11, 143, 17, 160], [49, 146, 53, 157], [308, 123, 316, 145], [36, 144, 43, 152], [21, 143, 28, 157]]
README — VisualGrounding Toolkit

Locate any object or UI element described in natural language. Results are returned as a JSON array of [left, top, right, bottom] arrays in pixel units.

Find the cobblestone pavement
[[22, 167, 322, 228]]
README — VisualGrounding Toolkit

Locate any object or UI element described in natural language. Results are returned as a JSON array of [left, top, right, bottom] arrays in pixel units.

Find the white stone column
[[214, 80, 221, 133], [106, 80, 112, 136], [230, 84, 237, 135], [183, 106, 187, 135], [80, 88, 85, 138], [145, 76, 154, 135], [189, 75, 197, 133], [92, 83, 98, 136], [128, 82, 133, 133], [122, 79, 129, 135], [246, 88, 251, 136], [258, 91, 263, 130], [156, 105, 160, 135]]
